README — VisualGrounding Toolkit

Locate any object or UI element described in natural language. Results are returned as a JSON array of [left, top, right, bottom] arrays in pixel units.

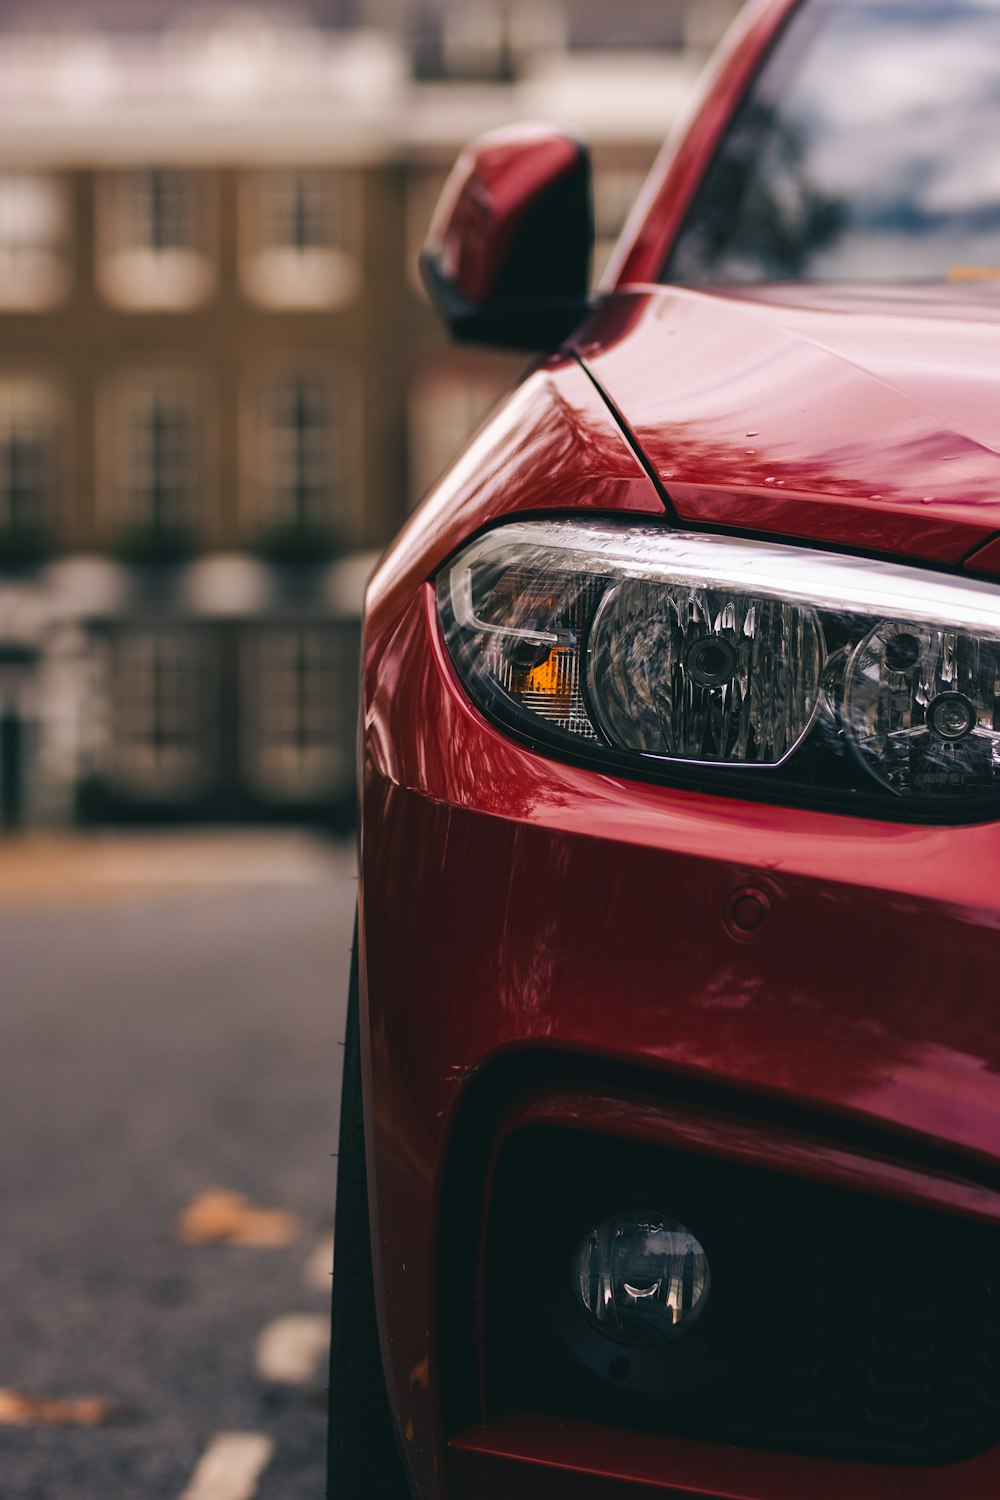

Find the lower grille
[[485, 1127, 1000, 1464]]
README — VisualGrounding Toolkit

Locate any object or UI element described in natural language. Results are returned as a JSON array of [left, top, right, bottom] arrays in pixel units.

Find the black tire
[[327, 924, 412, 1499]]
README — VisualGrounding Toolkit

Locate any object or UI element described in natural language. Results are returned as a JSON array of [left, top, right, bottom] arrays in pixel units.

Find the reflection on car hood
[[575, 284, 1000, 564]]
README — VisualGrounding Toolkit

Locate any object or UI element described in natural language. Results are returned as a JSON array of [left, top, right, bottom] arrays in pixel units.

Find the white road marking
[[255, 1313, 329, 1384], [304, 1235, 334, 1293], [178, 1432, 274, 1500]]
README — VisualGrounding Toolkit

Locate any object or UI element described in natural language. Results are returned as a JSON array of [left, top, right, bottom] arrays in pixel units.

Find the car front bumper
[[360, 584, 1000, 1500]]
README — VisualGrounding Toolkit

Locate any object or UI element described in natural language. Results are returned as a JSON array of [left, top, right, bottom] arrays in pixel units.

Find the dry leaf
[[177, 1188, 301, 1248], [0, 1390, 119, 1427]]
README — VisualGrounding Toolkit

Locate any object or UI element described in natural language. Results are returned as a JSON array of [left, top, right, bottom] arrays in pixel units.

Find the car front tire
[[327, 924, 411, 1498]]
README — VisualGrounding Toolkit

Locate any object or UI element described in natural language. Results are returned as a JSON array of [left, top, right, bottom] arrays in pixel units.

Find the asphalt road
[[0, 832, 356, 1500]]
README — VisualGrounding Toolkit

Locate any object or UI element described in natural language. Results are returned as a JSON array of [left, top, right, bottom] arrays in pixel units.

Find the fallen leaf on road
[[0, 1390, 120, 1427], [177, 1188, 301, 1248]]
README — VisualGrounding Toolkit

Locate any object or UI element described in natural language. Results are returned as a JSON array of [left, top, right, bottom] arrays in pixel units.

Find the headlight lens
[[436, 519, 1000, 816], [589, 580, 824, 764], [844, 622, 1000, 798]]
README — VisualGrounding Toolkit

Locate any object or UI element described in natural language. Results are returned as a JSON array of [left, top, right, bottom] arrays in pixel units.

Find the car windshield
[[665, 0, 1000, 286]]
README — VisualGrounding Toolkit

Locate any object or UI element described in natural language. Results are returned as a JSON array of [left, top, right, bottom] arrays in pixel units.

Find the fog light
[[573, 1213, 710, 1344]]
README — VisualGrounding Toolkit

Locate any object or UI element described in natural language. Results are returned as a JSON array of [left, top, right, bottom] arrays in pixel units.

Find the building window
[[103, 374, 207, 555], [429, 0, 565, 81], [0, 378, 60, 554], [243, 372, 352, 556], [133, 169, 192, 251], [109, 630, 214, 800], [241, 169, 361, 309], [0, 174, 71, 310], [409, 365, 509, 506], [241, 626, 352, 801], [98, 170, 215, 310]]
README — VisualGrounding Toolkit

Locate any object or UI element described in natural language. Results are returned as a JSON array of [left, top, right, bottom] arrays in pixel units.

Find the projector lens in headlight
[[573, 1212, 710, 1344], [589, 579, 823, 763], [844, 622, 1000, 797], [436, 519, 1000, 813]]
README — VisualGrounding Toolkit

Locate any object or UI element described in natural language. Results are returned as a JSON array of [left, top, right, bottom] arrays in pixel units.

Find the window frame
[[96, 168, 218, 311]]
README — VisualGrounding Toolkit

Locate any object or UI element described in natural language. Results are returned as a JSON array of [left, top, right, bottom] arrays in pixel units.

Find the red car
[[328, 1, 1000, 1496]]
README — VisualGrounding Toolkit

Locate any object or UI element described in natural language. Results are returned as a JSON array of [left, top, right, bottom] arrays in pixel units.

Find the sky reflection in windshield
[[668, 0, 1000, 284]]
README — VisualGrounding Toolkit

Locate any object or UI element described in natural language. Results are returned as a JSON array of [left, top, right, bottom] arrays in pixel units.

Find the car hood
[[574, 284, 1000, 566]]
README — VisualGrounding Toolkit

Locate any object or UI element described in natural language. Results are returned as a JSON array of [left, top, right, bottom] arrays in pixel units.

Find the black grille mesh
[[486, 1128, 1000, 1464], [747, 1195, 1000, 1456]]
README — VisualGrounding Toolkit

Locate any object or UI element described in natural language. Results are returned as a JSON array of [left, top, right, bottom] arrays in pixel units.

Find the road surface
[[0, 831, 355, 1499]]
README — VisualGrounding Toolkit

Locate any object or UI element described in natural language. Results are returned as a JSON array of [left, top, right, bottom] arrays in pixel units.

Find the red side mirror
[[421, 123, 594, 351]]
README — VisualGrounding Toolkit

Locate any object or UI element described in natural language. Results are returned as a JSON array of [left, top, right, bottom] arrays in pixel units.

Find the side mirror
[[420, 123, 594, 352]]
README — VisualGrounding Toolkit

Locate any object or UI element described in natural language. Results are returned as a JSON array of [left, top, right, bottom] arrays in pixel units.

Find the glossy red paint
[[360, 357, 666, 1496], [572, 285, 1000, 561], [361, 589, 1000, 1500], [425, 124, 586, 306], [964, 535, 1000, 578], [448, 1415, 1000, 1499], [366, 587, 1000, 1170], [356, 4, 1000, 1496]]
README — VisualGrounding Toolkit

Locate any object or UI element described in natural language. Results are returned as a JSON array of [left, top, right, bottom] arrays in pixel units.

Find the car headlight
[[436, 518, 1000, 818]]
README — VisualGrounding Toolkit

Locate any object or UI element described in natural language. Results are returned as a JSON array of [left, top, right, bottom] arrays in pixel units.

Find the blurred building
[[0, 0, 738, 827]]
